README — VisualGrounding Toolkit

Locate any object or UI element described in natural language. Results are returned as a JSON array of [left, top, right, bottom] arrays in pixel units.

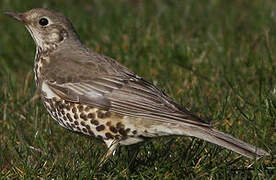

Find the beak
[[4, 11, 26, 23]]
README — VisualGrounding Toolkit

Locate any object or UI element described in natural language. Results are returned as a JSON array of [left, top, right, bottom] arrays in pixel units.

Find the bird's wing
[[46, 73, 211, 127]]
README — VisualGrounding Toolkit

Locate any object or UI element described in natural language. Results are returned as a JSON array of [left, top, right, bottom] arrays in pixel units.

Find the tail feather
[[179, 125, 270, 159]]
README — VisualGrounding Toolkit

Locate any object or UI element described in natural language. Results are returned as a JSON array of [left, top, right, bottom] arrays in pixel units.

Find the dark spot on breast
[[119, 129, 127, 136], [105, 111, 111, 118], [80, 121, 86, 126], [71, 123, 76, 128], [82, 128, 87, 133], [105, 132, 114, 139], [74, 121, 79, 125], [85, 125, 91, 130], [97, 135, 103, 139], [72, 107, 77, 114], [110, 126, 117, 133], [78, 105, 84, 112], [52, 112, 57, 118], [55, 101, 61, 109], [88, 113, 95, 119], [91, 120, 99, 126], [78, 104, 84, 112], [132, 130, 137, 134], [96, 125, 105, 131], [74, 114, 78, 120], [66, 122, 71, 128], [35, 64, 38, 72], [58, 103, 65, 110], [97, 111, 105, 119], [80, 113, 87, 121], [116, 122, 125, 129], [66, 105, 70, 111], [66, 113, 73, 122], [63, 115, 68, 121], [115, 135, 120, 139], [49, 99, 54, 107], [85, 106, 90, 112], [106, 121, 111, 126], [88, 129, 94, 136], [61, 109, 65, 115], [76, 127, 81, 131]]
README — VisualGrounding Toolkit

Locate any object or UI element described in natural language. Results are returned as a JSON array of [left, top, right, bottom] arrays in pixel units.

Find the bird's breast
[[41, 95, 140, 142], [34, 53, 50, 89]]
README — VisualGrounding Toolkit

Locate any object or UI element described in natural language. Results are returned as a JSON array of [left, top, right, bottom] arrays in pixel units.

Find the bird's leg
[[98, 139, 120, 169]]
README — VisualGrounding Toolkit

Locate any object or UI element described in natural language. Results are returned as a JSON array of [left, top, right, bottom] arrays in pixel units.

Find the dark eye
[[39, 18, 49, 26]]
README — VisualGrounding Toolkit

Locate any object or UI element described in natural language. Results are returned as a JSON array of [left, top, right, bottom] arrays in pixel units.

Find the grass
[[0, 0, 275, 179]]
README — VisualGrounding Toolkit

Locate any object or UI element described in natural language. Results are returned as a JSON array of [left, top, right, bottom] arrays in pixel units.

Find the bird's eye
[[39, 18, 49, 26]]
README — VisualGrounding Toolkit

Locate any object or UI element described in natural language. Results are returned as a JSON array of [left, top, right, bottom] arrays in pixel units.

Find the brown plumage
[[5, 8, 269, 165]]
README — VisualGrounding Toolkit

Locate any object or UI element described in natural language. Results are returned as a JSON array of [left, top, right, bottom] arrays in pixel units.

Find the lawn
[[0, 0, 275, 179]]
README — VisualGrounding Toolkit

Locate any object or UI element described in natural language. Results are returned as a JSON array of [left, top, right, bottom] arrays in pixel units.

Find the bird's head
[[5, 8, 80, 52]]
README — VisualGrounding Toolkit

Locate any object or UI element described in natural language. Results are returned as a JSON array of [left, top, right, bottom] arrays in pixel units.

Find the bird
[[5, 8, 269, 166]]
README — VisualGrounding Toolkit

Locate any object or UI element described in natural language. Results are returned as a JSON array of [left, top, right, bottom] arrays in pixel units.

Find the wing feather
[[46, 75, 210, 127]]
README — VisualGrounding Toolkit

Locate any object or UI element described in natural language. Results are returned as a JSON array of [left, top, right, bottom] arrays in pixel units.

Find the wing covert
[[46, 74, 211, 127]]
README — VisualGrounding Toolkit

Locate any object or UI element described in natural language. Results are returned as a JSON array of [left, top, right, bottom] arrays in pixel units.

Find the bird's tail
[[177, 125, 270, 159]]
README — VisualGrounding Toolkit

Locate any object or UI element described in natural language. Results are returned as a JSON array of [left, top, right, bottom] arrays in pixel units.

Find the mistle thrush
[[5, 8, 269, 165]]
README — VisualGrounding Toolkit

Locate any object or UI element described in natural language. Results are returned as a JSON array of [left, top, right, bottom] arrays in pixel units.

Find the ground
[[0, 0, 275, 179]]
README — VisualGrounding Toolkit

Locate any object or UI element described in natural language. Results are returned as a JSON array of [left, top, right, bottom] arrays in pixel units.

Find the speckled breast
[[41, 96, 134, 141]]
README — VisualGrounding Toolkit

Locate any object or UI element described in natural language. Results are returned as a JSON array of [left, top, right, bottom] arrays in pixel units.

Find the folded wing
[[47, 74, 211, 127]]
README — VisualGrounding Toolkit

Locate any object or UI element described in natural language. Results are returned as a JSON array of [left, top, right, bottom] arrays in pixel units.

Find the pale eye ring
[[39, 17, 49, 26]]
